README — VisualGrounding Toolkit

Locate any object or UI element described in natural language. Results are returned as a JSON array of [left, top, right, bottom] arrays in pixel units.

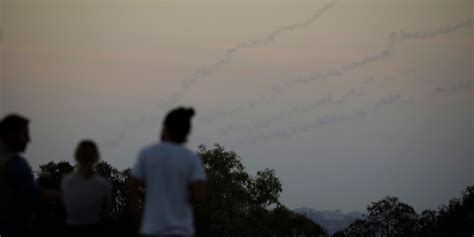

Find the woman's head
[[75, 140, 100, 166], [162, 107, 195, 144]]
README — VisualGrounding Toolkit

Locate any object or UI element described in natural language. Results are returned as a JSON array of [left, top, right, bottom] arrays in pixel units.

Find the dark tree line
[[333, 186, 474, 237], [194, 144, 326, 237], [33, 144, 328, 237]]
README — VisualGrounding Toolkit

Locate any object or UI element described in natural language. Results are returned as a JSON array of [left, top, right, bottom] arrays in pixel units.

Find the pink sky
[[1, 0, 472, 212]]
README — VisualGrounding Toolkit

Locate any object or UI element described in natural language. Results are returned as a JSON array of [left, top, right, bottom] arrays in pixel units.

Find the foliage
[[366, 196, 418, 237], [36, 161, 74, 189], [195, 144, 326, 237], [343, 186, 474, 237], [434, 186, 474, 237], [94, 161, 132, 220], [345, 219, 375, 237], [34, 144, 327, 237]]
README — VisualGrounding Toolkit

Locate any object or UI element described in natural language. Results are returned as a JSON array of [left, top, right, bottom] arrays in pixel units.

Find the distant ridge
[[295, 208, 363, 234]]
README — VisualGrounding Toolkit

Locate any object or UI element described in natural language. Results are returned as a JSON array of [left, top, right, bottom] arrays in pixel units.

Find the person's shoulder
[[180, 146, 199, 160], [186, 147, 198, 157], [61, 172, 76, 186], [139, 143, 161, 156], [6, 156, 32, 173], [164, 143, 195, 155], [7, 156, 29, 167], [62, 172, 74, 180], [150, 142, 183, 154]]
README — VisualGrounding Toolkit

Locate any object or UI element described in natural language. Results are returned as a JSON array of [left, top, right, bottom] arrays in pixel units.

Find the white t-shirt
[[132, 142, 207, 236], [61, 173, 112, 225]]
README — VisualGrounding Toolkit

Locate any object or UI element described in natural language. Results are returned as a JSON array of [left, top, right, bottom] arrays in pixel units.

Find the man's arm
[[6, 157, 42, 201], [6, 158, 61, 202], [128, 176, 144, 225], [191, 180, 207, 203], [129, 148, 147, 229], [190, 154, 207, 203]]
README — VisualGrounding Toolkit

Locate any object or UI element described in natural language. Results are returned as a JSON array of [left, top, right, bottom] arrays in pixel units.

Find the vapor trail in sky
[[214, 70, 416, 139], [232, 82, 470, 146], [231, 75, 472, 146], [184, 0, 338, 87], [200, 18, 473, 127], [158, 0, 338, 107], [104, 18, 473, 148], [101, 1, 339, 147], [432, 80, 474, 97]]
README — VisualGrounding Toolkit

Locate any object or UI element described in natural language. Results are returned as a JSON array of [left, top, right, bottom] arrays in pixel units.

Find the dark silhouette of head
[[161, 107, 195, 144], [0, 114, 30, 153], [75, 140, 100, 167]]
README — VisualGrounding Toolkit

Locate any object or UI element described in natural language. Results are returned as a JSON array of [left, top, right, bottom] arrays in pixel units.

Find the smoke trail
[[273, 18, 473, 90], [373, 94, 413, 111], [214, 69, 416, 139], [181, 0, 338, 90], [215, 93, 336, 138], [432, 79, 474, 97], [106, 18, 473, 148], [215, 80, 365, 138], [156, 0, 338, 107], [233, 75, 473, 146], [100, 1, 339, 146], [233, 93, 411, 146], [200, 18, 473, 126]]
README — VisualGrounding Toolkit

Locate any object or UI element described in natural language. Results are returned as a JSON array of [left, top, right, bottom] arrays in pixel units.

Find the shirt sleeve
[[131, 149, 146, 180], [190, 154, 207, 183], [6, 157, 42, 201]]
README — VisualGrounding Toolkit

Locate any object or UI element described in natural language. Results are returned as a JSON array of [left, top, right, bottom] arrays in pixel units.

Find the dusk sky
[[1, 0, 472, 212]]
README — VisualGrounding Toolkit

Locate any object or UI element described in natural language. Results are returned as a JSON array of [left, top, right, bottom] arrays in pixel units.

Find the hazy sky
[[1, 0, 472, 212]]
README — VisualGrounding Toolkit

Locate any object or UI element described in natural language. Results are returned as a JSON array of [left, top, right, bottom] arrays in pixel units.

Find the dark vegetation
[[33, 144, 327, 237], [295, 209, 362, 234], [333, 187, 474, 237], [31, 144, 473, 237]]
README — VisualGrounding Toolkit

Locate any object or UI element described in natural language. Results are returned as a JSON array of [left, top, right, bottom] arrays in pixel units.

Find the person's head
[[161, 107, 195, 144], [75, 140, 100, 168], [0, 114, 30, 152]]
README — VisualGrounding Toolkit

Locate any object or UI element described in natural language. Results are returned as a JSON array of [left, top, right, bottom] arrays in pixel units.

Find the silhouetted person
[[0, 114, 59, 237], [61, 140, 112, 237], [129, 107, 207, 237]]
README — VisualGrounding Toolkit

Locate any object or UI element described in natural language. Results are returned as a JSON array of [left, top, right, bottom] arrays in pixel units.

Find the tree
[[263, 205, 327, 237], [345, 219, 375, 237], [366, 196, 418, 237], [332, 230, 346, 237], [195, 144, 283, 236], [34, 161, 74, 236], [417, 210, 437, 237], [34, 144, 326, 237], [94, 161, 132, 220], [195, 144, 326, 237], [36, 160, 132, 221], [435, 186, 474, 236], [343, 186, 474, 237], [36, 161, 74, 189], [35, 160, 135, 236]]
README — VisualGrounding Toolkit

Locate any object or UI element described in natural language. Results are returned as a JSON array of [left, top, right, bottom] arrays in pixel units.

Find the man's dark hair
[[0, 114, 30, 141], [163, 107, 195, 143]]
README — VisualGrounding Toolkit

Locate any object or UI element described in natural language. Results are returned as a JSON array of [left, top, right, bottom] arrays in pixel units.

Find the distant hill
[[295, 208, 363, 234]]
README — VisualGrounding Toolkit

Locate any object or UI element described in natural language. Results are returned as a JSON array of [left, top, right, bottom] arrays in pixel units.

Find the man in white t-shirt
[[129, 107, 207, 237]]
